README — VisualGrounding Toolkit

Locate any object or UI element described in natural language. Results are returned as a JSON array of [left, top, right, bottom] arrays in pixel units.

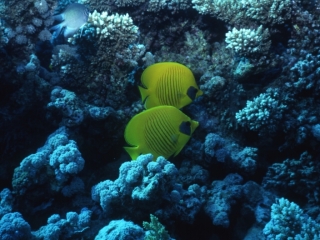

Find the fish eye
[[179, 121, 191, 135], [187, 86, 198, 100]]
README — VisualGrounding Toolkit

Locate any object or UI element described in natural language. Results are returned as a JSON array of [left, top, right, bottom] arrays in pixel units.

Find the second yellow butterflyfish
[[124, 105, 199, 160]]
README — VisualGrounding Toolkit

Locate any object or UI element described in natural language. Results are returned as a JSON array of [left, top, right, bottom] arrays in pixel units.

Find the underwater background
[[1, 0, 320, 239]]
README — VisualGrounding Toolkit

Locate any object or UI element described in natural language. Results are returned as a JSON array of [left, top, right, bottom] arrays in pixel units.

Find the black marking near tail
[[187, 86, 197, 101], [179, 121, 191, 136]]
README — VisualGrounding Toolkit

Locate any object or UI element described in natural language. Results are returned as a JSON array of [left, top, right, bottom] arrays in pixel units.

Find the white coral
[[225, 25, 271, 57], [69, 10, 139, 49]]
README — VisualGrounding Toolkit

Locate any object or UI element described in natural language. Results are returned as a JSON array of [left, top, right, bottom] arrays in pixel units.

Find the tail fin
[[138, 86, 149, 102], [138, 86, 150, 109], [123, 146, 140, 160]]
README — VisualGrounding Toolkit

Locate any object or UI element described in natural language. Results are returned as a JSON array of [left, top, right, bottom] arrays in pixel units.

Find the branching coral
[[69, 10, 139, 48], [192, 0, 292, 25], [235, 88, 287, 131], [225, 25, 271, 58], [263, 198, 320, 239]]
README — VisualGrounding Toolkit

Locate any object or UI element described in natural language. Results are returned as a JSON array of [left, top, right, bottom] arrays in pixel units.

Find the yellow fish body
[[139, 62, 203, 109], [124, 106, 199, 160]]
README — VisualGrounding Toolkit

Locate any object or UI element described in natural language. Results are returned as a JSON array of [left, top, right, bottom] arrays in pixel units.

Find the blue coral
[[0, 189, 13, 219], [205, 174, 243, 228], [263, 198, 320, 239], [235, 88, 286, 131], [12, 127, 85, 195], [91, 154, 178, 215], [32, 208, 92, 239], [95, 219, 145, 240], [0, 212, 31, 239]]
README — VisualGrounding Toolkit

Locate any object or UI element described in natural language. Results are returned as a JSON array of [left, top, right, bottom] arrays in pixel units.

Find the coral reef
[[1, 0, 320, 238]]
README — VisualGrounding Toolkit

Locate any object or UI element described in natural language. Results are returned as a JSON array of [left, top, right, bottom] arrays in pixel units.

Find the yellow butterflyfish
[[139, 62, 203, 109], [124, 106, 199, 160]]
